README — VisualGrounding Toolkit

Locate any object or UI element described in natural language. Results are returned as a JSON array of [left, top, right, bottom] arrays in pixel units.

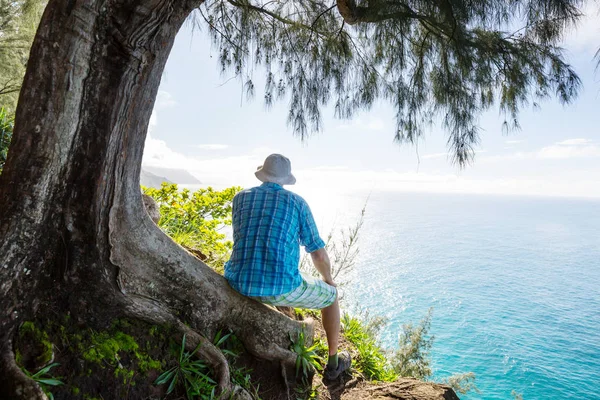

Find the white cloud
[[149, 111, 157, 130], [197, 144, 230, 150], [555, 138, 592, 146], [538, 143, 600, 159], [482, 138, 600, 161], [155, 90, 177, 108], [294, 166, 600, 198], [143, 134, 200, 170], [538, 138, 600, 159], [337, 118, 387, 132], [147, 91, 175, 134], [142, 135, 281, 187], [422, 152, 448, 159], [564, 3, 600, 54], [141, 132, 600, 198]]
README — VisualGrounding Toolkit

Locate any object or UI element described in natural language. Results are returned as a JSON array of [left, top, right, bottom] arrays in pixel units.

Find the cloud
[[482, 138, 600, 162], [563, 3, 600, 54], [538, 138, 600, 159], [142, 135, 280, 187], [148, 91, 175, 134], [197, 144, 230, 150], [337, 118, 387, 132], [422, 152, 448, 159], [505, 140, 524, 144], [149, 111, 157, 129], [155, 90, 177, 108], [140, 134, 600, 198], [143, 135, 200, 170], [555, 138, 592, 146], [293, 166, 600, 198]]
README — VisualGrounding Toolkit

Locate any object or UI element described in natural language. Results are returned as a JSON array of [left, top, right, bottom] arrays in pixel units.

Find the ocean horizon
[[317, 191, 600, 400]]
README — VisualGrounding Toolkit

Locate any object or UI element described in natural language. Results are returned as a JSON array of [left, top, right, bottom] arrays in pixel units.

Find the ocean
[[303, 190, 600, 400]]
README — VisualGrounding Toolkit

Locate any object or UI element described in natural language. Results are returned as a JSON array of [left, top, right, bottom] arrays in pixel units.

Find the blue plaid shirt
[[224, 182, 325, 296]]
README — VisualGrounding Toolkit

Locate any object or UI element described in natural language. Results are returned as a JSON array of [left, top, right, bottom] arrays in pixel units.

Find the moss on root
[[13, 315, 181, 399], [16, 320, 54, 370]]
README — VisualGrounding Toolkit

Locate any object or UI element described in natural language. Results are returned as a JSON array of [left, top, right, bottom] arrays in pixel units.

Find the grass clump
[[290, 329, 323, 380], [154, 330, 262, 400], [154, 333, 216, 400], [341, 313, 397, 382], [22, 362, 64, 400]]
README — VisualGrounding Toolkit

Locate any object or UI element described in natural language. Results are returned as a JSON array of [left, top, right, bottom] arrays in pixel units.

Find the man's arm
[[310, 247, 336, 287]]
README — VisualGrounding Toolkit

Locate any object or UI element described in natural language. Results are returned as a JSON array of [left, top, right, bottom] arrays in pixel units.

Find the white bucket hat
[[255, 154, 296, 185]]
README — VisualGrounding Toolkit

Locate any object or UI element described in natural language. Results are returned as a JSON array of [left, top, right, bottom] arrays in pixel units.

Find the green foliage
[[213, 330, 262, 398], [0, 106, 13, 174], [48, 317, 164, 392], [289, 329, 323, 379], [154, 333, 216, 400], [390, 308, 434, 379], [300, 204, 365, 287], [0, 0, 46, 110], [311, 337, 329, 361], [22, 362, 63, 400], [195, 0, 584, 166], [82, 329, 161, 375], [82, 331, 138, 364], [443, 372, 480, 395], [293, 307, 320, 320], [143, 183, 241, 272], [341, 313, 396, 382], [328, 205, 365, 283], [18, 321, 54, 366]]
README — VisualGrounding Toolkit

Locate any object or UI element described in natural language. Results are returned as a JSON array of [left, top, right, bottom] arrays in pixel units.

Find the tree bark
[[0, 1, 309, 398], [336, 0, 359, 24]]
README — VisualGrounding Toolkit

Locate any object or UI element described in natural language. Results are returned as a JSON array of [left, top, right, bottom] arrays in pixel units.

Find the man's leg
[[321, 293, 351, 379], [321, 294, 340, 357], [254, 276, 350, 378]]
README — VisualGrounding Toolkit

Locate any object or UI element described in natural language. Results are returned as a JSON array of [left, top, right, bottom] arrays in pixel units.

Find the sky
[[143, 5, 600, 199]]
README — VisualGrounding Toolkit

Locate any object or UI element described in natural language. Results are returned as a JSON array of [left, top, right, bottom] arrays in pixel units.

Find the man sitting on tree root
[[225, 154, 351, 381]]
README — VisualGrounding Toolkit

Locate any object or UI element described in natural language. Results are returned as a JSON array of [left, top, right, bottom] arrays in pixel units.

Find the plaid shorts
[[254, 274, 337, 309]]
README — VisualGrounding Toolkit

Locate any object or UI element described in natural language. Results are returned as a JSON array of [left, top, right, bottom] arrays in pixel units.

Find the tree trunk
[[0, 1, 309, 398]]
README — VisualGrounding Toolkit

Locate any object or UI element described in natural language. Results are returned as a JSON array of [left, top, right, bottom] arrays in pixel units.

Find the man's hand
[[311, 248, 336, 287], [324, 278, 337, 287]]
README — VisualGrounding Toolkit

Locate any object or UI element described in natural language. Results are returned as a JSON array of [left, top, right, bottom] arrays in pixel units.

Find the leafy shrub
[[443, 372, 480, 395], [143, 184, 241, 272], [290, 329, 322, 379], [0, 107, 14, 174], [389, 308, 434, 379], [300, 205, 365, 288], [341, 313, 397, 382]]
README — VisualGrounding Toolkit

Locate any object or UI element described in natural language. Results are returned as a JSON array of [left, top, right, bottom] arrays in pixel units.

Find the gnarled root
[[0, 339, 47, 400], [123, 295, 233, 394]]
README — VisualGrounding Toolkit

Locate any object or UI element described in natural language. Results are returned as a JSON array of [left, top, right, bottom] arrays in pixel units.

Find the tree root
[[123, 295, 234, 394], [0, 339, 47, 400], [177, 326, 231, 391]]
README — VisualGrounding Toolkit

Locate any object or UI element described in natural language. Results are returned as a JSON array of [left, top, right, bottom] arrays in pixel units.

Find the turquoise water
[[333, 192, 600, 400]]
